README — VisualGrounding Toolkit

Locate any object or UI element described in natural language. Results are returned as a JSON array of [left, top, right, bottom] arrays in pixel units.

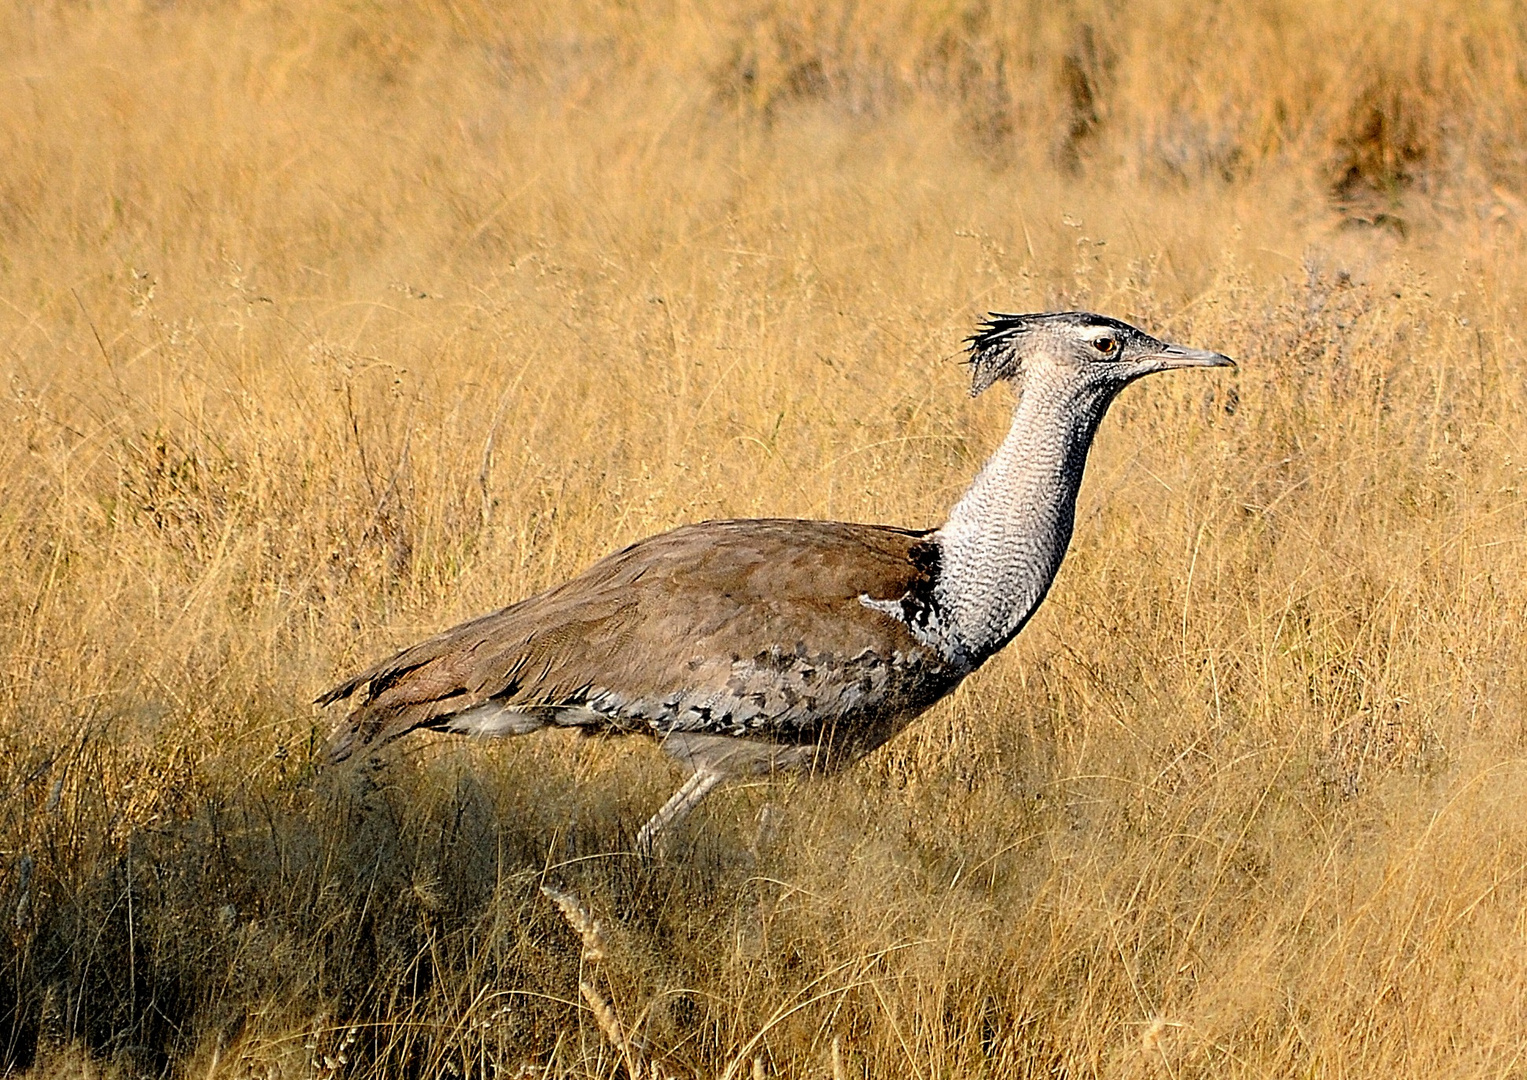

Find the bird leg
[[634, 769, 725, 856]]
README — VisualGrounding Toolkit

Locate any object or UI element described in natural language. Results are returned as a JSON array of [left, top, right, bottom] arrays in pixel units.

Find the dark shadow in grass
[[1, 741, 775, 1077]]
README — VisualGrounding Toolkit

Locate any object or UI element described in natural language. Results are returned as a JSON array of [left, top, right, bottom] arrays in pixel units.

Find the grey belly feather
[[439, 643, 956, 776]]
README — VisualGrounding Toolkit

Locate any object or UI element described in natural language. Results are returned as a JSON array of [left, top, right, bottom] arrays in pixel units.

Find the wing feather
[[320, 519, 953, 762]]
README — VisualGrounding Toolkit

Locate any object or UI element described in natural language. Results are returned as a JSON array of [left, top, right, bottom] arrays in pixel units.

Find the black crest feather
[[965, 312, 1034, 396]]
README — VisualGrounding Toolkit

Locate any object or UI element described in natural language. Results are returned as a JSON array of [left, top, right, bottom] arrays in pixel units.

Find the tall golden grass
[[4, 1, 1527, 1075]]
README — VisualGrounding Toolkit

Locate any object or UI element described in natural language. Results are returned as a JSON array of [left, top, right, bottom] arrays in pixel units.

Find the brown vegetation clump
[[3, 1, 1527, 1076]]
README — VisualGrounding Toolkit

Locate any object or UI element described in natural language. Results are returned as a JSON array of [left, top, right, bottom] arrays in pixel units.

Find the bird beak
[[1151, 343, 1236, 370]]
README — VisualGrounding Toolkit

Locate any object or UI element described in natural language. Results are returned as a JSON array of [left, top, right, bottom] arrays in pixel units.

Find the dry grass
[[4, 1, 1527, 1076]]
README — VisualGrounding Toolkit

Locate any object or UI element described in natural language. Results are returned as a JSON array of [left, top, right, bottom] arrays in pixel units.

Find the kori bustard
[[319, 312, 1233, 851]]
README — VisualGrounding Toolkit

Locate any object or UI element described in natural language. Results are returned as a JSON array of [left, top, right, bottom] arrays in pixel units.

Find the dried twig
[[540, 883, 606, 962], [544, 883, 650, 1079]]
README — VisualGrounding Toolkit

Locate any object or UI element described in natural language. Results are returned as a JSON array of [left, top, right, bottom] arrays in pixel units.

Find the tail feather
[[315, 611, 518, 762], [314, 673, 368, 710], [319, 687, 479, 764], [315, 669, 461, 765], [325, 722, 363, 764]]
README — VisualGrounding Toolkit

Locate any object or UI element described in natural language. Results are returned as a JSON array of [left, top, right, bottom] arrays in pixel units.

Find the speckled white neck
[[933, 378, 1117, 666]]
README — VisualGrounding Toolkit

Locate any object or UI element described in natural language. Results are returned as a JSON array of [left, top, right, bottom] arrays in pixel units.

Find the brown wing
[[318, 519, 954, 762]]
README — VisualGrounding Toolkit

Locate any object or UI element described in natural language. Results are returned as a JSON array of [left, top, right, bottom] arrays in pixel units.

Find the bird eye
[[1093, 336, 1117, 355]]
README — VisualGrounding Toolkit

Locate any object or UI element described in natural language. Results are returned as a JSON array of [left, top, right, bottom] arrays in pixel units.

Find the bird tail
[[324, 724, 361, 765], [314, 671, 440, 765]]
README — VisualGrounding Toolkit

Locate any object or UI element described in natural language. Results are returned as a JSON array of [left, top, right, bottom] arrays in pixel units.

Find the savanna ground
[[4, 1, 1527, 1076]]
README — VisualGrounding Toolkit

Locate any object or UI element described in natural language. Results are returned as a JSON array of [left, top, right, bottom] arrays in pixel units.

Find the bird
[[317, 311, 1233, 852]]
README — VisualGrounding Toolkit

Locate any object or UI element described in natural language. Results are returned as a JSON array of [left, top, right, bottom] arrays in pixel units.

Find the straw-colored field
[[5, 2, 1527, 1076]]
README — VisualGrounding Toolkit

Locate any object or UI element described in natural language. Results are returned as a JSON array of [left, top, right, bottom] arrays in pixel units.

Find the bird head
[[965, 311, 1233, 398]]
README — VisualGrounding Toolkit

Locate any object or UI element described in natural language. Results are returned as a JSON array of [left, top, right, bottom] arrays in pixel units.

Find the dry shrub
[[711, 0, 1527, 201]]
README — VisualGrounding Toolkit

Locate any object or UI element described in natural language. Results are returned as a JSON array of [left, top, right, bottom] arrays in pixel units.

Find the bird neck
[[934, 379, 1117, 666]]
